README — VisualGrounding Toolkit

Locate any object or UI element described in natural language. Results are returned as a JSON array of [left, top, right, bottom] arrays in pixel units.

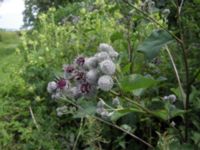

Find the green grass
[[0, 31, 22, 88]]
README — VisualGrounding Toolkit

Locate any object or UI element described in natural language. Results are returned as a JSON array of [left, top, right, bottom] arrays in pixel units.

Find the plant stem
[[61, 97, 154, 149], [176, 0, 190, 142], [165, 46, 185, 106]]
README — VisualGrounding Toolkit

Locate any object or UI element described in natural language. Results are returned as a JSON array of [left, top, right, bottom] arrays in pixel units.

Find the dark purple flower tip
[[76, 56, 85, 66], [74, 71, 86, 81], [64, 65, 75, 73], [80, 82, 91, 94], [57, 79, 67, 89]]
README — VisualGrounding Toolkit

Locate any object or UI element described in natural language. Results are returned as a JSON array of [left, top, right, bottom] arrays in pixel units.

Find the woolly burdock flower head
[[162, 8, 170, 17], [168, 94, 176, 103], [47, 81, 57, 93], [86, 69, 99, 84], [63, 64, 75, 73], [63, 64, 75, 79], [75, 56, 85, 66], [99, 43, 118, 59], [84, 57, 98, 69], [100, 59, 116, 75], [98, 75, 114, 91], [57, 79, 68, 89], [73, 71, 86, 82], [80, 82, 92, 94], [68, 86, 82, 99], [95, 52, 110, 63], [97, 99, 105, 108], [112, 97, 120, 106]]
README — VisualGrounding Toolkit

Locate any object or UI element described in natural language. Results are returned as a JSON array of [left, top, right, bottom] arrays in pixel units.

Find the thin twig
[[29, 106, 39, 129], [165, 46, 185, 107]]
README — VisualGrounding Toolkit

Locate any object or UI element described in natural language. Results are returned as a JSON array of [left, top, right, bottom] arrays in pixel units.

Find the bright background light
[[0, 0, 25, 30]]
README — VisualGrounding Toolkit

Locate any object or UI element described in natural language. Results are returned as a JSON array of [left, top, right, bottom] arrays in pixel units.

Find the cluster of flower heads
[[47, 43, 119, 100]]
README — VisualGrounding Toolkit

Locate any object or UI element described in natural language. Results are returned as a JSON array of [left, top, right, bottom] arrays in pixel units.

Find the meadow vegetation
[[0, 0, 200, 149]]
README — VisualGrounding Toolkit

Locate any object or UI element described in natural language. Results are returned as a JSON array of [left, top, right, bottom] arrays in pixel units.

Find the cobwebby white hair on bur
[[98, 75, 114, 91], [100, 59, 116, 75]]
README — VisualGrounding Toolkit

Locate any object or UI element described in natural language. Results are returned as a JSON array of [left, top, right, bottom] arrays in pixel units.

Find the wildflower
[[80, 82, 92, 94], [75, 56, 85, 66], [63, 64, 75, 79], [162, 9, 170, 17], [100, 59, 116, 75], [99, 43, 118, 59], [57, 79, 68, 89], [68, 86, 82, 99], [168, 94, 176, 103], [98, 75, 114, 91], [95, 51, 110, 62], [112, 97, 120, 106], [86, 69, 99, 84], [73, 71, 86, 82], [84, 57, 98, 69], [97, 99, 105, 108], [47, 81, 57, 93]]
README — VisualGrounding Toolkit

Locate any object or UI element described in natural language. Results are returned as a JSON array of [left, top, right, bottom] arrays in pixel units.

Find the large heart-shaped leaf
[[137, 29, 173, 60]]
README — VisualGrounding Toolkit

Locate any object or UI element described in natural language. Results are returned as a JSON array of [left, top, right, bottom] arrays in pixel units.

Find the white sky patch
[[0, 0, 25, 30]]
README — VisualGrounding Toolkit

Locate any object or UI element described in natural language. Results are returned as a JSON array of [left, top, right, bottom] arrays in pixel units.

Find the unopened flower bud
[[97, 99, 105, 108], [168, 94, 176, 103], [162, 9, 170, 17], [84, 57, 98, 69], [95, 52, 110, 62], [112, 97, 120, 106], [98, 75, 114, 91], [99, 43, 118, 59], [86, 69, 99, 84], [100, 59, 116, 75], [47, 81, 57, 93], [75, 56, 85, 66]]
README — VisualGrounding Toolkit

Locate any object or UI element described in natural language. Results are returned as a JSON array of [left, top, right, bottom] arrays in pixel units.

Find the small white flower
[[100, 59, 116, 75], [168, 94, 176, 103], [47, 81, 57, 93], [95, 52, 110, 62], [162, 9, 170, 17], [84, 57, 98, 69], [163, 96, 169, 101], [86, 69, 99, 84], [112, 97, 120, 106], [98, 75, 114, 91]]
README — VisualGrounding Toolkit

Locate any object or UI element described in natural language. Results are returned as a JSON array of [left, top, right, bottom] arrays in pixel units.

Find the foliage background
[[0, 0, 200, 149]]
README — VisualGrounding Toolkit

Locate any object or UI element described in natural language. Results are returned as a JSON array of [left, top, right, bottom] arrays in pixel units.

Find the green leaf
[[111, 108, 145, 122], [110, 32, 123, 42], [137, 29, 173, 60], [120, 74, 158, 92], [73, 100, 96, 118]]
